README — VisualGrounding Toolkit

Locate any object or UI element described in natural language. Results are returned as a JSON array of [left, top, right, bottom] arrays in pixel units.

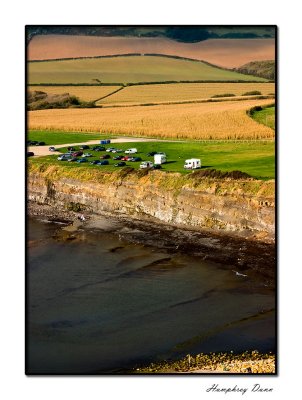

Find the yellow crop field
[[28, 99, 275, 140], [98, 83, 275, 106], [28, 85, 121, 102]]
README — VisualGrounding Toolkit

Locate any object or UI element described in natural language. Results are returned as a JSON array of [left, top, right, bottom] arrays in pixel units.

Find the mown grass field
[[27, 130, 115, 145], [28, 98, 275, 140], [28, 55, 267, 85], [252, 106, 275, 130], [97, 83, 275, 106], [28, 85, 121, 102], [28, 141, 275, 179]]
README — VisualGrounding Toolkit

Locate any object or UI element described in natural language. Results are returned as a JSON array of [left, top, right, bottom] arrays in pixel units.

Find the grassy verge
[[134, 351, 275, 373], [27, 130, 116, 145], [28, 140, 275, 179], [250, 106, 275, 130]]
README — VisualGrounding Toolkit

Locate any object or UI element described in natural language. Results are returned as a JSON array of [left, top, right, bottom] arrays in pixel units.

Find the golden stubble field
[[28, 85, 121, 102], [28, 99, 275, 140], [28, 35, 275, 68], [98, 83, 275, 106]]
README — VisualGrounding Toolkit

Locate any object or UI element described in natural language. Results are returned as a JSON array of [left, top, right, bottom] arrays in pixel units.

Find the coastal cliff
[[27, 164, 275, 242]]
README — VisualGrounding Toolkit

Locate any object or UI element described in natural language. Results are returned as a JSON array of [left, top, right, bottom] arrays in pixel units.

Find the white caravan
[[154, 154, 167, 164], [184, 158, 201, 169]]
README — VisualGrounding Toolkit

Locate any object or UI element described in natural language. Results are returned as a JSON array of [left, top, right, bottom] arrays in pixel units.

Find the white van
[[184, 158, 201, 169], [140, 161, 153, 169], [125, 148, 138, 154]]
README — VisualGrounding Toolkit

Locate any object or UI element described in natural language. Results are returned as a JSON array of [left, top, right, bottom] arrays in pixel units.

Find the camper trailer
[[184, 158, 201, 169], [154, 153, 167, 164]]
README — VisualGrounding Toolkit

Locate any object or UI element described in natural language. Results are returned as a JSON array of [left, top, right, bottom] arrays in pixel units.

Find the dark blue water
[[27, 218, 275, 374]]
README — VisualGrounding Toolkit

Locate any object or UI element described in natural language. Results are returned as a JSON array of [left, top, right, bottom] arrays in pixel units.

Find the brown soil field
[[28, 98, 274, 140], [28, 35, 275, 68], [28, 85, 121, 102]]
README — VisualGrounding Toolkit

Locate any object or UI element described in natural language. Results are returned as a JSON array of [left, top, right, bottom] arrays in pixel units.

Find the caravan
[[184, 158, 201, 169], [154, 153, 167, 164]]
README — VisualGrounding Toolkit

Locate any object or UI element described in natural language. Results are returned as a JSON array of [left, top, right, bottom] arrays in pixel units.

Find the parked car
[[153, 164, 162, 169], [48, 146, 57, 152], [129, 157, 142, 162], [27, 140, 38, 146], [68, 146, 76, 151], [98, 160, 109, 165], [114, 161, 126, 167], [37, 141, 45, 146], [126, 157, 135, 162], [82, 153, 93, 157], [140, 161, 153, 169], [100, 154, 110, 159], [147, 151, 157, 156], [57, 154, 72, 161], [92, 146, 105, 151], [113, 155, 123, 160], [125, 148, 138, 154], [111, 149, 123, 153], [121, 156, 130, 161], [27, 151, 34, 157], [80, 145, 90, 150], [72, 151, 83, 157], [106, 147, 117, 152], [68, 157, 78, 162], [90, 160, 100, 165], [77, 158, 88, 163]]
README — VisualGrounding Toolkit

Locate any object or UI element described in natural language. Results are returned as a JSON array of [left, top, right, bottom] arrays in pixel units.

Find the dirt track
[[28, 137, 158, 157]]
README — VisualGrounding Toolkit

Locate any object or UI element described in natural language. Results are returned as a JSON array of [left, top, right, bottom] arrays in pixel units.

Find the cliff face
[[27, 165, 275, 242]]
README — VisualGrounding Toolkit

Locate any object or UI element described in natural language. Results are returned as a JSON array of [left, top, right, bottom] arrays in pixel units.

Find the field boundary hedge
[[97, 95, 275, 108]]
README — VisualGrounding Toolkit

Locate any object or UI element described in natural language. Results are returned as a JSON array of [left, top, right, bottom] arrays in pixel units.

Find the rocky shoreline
[[27, 200, 276, 288], [134, 351, 275, 374]]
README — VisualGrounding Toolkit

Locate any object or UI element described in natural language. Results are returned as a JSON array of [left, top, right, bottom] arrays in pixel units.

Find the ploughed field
[[28, 98, 275, 140], [28, 140, 275, 179], [28, 35, 275, 69], [27, 55, 267, 85]]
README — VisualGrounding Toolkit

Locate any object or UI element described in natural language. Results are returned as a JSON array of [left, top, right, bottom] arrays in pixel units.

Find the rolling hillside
[[28, 35, 275, 68], [28, 55, 267, 85], [234, 61, 275, 81]]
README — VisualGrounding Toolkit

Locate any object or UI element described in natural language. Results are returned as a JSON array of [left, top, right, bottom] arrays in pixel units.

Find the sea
[[26, 217, 275, 374]]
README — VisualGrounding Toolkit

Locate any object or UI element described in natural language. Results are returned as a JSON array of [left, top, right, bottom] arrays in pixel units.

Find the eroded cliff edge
[[28, 164, 275, 243]]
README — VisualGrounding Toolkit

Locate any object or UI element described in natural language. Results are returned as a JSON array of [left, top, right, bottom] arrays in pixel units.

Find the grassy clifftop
[[28, 162, 275, 198]]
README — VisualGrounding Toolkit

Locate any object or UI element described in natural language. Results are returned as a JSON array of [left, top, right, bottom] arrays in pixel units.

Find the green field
[[29, 141, 275, 179], [27, 130, 114, 145], [28, 55, 267, 85], [252, 106, 275, 130]]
